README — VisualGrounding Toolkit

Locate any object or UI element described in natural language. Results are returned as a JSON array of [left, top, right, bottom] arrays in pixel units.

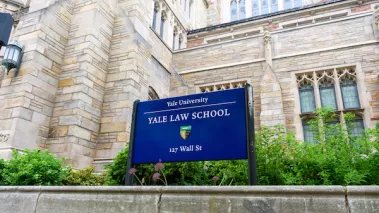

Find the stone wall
[[0, 186, 378, 213], [171, 1, 379, 137], [0, 0, 175, 169]]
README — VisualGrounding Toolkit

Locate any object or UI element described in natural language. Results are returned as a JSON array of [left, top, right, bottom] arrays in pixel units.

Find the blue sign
[[132, 88, 248, 164]]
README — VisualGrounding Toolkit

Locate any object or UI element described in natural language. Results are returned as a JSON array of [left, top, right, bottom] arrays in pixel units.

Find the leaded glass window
[[299, 83, 316, 113], [294, 0, 302, 7], [347, 119, 365, 137], [231, 0, 238, 21], [325, 120, 340, 138], [319, 79, 337, 110], [252, 0, 259, 16], [261, 0, 269, 15], [239, 0, 246, 19], [303, 120, 317, 144], [270, 0, 278, 13], [341, 78, 360, 109], [284, 0, 292, 9]]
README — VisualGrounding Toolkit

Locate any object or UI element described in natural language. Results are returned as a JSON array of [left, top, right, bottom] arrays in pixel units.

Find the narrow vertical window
[[152, 3, 159, 30], [341, 78, 360, 109], [284, 0, 292, 9], [270, 0, 278, 13], [239, 0, 246, 19], [173, 29, 177, 50], [184, 0, 187, 11], [160, 11, 166, 39], [294, 0, 302, 7], [261, 0, 269, 15], [231, 0, 238, 21], [299, 83, 316, 113], [252, 0, 259, 16], [303, 120, 317, 144], [179, 34, 183, 49], [189, 1, 192, 18], [319, 78, 337, 110]]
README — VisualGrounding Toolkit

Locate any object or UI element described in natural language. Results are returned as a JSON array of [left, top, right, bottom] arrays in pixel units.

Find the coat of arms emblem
[[180, 125, 192, 140]]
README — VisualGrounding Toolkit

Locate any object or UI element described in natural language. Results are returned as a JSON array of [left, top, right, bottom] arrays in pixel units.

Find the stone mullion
[[333, 68, 344, 111], [313, 71, 321, 109]]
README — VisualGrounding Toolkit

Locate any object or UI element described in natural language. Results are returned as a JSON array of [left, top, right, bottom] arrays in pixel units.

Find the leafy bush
[[105, 107, 379, 186], [2, 150, 67, 186], [0, 158, 6, 185], [257, 108, 379, 186], [105, 146, 129, 185], [62, 166, 106, 186]]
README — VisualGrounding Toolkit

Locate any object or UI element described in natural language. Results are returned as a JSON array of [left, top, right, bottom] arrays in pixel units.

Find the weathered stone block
[[68, 126, 91, 141], [100, 122, 127, 133]]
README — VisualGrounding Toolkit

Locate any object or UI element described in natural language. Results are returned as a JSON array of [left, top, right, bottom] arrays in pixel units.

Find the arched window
[[319, 75, 337, 110], [299, 82, 316, 113], [230, 0, 238, 22], [173, 28, 178, 50], [179, 34, 183, 49], [239, 0, 246, 19], [160, 11, 167, 39], [340, 77, 360, 109], [152, 2, 159, 30], [148, 87, 160, 100]]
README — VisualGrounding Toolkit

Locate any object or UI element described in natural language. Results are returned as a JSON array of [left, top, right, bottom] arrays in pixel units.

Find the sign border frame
[[125, 83, 257, 185]]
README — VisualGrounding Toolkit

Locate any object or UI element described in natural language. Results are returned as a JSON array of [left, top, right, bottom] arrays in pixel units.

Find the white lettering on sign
[[148, 109, 231, 124], [167, 97, 208, 107], [169, 145, 203, 153]]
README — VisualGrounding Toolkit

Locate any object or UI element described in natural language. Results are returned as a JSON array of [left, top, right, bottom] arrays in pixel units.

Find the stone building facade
[[0, 0, 378, 169]]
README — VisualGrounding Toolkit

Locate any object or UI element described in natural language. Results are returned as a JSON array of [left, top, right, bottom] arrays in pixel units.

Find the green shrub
[[62, 166, 106, 186], [2, 150, 67, 186], [256, 108, 379, 186], [105, 146, 129, 185], [0, 158, 6, 185]]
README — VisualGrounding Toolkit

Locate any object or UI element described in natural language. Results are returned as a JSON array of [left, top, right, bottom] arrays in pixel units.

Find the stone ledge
[[0, 186, 378, 213]]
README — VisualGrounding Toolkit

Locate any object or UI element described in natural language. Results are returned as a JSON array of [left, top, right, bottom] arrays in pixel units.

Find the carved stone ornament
[[263, 26, 271, 45], [0, 134, 9, 143]]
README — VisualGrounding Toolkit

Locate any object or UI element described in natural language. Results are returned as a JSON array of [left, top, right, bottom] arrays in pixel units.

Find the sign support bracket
[[245, 83, 258, 185], [125, 100, 140, 186]]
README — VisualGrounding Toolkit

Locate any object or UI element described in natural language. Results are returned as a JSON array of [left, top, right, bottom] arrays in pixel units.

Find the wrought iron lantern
[[2, 41, 24, 76]]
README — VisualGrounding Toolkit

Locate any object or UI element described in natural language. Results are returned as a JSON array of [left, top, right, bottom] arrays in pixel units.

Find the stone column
[[259, 27, 286, 127], [0, 1, 71, 159], [48, 0, 115, 169], [207, 0, 221, 26], [374, 5, 379, 40], [94, 0, 153, 170]]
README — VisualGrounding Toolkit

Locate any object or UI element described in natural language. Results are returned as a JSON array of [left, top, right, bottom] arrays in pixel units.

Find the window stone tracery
[[199, 80, 247, 93], [295, 66, 364, 142]]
